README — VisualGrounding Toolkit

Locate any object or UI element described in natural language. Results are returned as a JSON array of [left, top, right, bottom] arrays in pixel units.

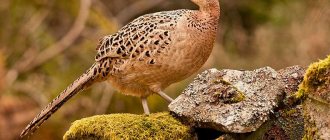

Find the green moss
[[212, 79, 231, 85], [295, 89, 305, 100], [63, 112, 195, 140], [284, 109, 297, 116], [213, 79, 246, 103], [231, 91, 246, 103], [302, 124, 317, 140], [295, 55, 330, 139], [296, 55, 330, 103]]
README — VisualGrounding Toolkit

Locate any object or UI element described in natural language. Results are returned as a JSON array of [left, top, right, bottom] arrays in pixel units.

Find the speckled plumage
[[94, 9, 219, 97], [21, 0, 220, 138]]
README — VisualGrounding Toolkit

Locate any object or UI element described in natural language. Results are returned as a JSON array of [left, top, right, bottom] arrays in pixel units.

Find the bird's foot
[[141, 97, 150, 114]]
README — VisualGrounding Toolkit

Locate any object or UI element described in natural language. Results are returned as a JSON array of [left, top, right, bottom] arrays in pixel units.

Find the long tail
[[20, 63, 100, 138]]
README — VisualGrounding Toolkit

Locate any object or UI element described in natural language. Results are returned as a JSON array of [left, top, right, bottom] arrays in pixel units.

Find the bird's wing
[[95, 10, 188, 62]]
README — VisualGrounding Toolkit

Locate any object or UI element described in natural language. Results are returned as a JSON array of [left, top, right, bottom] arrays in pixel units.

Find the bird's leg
[[141, 97, 150, 114], [157, 91, 173, 103]]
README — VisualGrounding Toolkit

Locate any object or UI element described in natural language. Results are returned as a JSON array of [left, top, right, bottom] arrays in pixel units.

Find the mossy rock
[[296, 55, 330, 103], [64, 112, 196, 140], [295, 55, 330, 140]]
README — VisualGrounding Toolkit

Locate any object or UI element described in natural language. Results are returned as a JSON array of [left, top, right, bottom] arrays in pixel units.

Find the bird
[[20, 0, 220, 138]]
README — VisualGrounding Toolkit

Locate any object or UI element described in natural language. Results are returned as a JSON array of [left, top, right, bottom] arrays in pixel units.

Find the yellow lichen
[[295, 55, 330, 140], [212, 79, 231, 85], [284, 109, 297, 117], [296, 55, 330, 101], [63, 112, 195, 140], [212, 78, 246, 103], [231, 90, 245, 103], [302, 114, 318, 140]]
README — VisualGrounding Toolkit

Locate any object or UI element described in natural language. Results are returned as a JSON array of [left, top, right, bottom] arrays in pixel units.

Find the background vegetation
[[0, 0, 329, 139]]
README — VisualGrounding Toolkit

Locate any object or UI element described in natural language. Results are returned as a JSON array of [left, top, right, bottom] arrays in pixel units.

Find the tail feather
[[20, 63, 99, 138]]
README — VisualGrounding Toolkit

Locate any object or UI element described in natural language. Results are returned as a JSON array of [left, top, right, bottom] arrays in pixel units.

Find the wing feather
[[95, 10, 188, 62]]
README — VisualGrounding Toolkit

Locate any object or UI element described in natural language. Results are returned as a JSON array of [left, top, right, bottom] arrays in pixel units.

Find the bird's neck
[[199, 1, 220, 21]]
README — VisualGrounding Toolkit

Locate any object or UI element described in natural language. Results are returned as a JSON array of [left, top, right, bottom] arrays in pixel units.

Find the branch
[[94, 84, 114, 114], [20, 0, 92, 73], [116, 0, 166, 24]]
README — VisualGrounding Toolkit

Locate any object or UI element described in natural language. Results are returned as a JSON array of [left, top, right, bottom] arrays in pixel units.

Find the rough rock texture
[[193, 66, 307, 140], [278, 66, 306, 99], [169, 67, 285, 133], [63, 112, 196, 140], [63, 57, 330, 139], [245, 105, 305, 140], [270, 66, 306, 140], [297, 56, 330, 140], [297, 56, 330, 103]]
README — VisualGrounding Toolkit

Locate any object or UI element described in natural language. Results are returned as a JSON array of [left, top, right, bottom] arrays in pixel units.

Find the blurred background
[[0, 0, 329, 139]]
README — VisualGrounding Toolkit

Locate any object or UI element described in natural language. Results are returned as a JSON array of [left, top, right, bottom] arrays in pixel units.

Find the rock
[[278, 65, 306, 97], [266, 66, 306, 140], [169, 67, 285, 133], [297, 56, 330, 140], [247, 105, 305, 140], [62, 58, 330, 139], [63, 112, 196, 140], [216, 134, 236, 140], [242, 66, 306, 140], [297, 56, 330, 103]]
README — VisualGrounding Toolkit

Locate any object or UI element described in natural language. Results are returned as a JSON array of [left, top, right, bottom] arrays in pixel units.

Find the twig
[[94, 84, 114, 114], [19, 0, 92, 73], [13, 81, 48, 107], [116, 0, 166, 24], [5, 0, 92, 89], [13, 2, 53, 71], [94, 0, 118, 22], [20, 2, 53, 36], [4, 2, 52, 87]]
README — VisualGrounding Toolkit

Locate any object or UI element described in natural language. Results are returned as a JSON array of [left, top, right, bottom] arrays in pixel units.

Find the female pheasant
[[21, 0, 220, 138]]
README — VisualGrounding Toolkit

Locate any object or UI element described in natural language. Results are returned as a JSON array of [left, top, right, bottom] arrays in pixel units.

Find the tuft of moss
[[296, 55, 330, 103], [212, 79, 246, 104], [295, 55, 330, 139], [63, 112, 195, 140], [302, 122, 318, 140], [231, 91, 245, 103]]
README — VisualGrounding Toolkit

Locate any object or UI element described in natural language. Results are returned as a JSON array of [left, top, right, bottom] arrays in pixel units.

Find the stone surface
[[298, 55, 330, 104], [270, 66, 306, 140], [303, 99, 330, 140], [278, 66, 306, 97], [62, 60, 330, 140], [169, 67, 285, 133], [64, 112, 196, 140], [298, 56, 330, 140], [241, 66, 306, 140], [248, 105, 305, 140]]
